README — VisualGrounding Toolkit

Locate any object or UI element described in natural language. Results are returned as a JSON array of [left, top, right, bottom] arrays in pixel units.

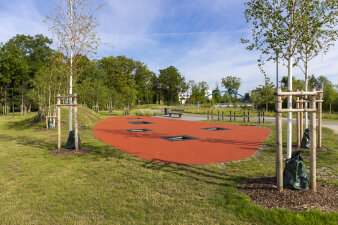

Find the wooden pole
[[74, 93, 79, 151], [276, 88, 283, 192], [57, 94, 61, 150], [222, 111, 224, 120], [300, 100, 304, 141], [258, 112, 260, 123], [310, 88, 317, 192], [296, 95, 300, 148]]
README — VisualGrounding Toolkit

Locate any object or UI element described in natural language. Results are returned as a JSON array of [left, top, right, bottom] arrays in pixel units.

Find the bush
[[134, 109, 163, 116]]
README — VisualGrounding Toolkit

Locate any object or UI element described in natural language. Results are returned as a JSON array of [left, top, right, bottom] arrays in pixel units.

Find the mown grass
[[0, 106, 337, 224]]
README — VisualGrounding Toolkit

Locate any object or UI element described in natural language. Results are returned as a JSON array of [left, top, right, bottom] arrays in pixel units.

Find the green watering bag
[[301, 128, 310, 149], [283, 151, 309, 190], [66, 130, 81, 149]]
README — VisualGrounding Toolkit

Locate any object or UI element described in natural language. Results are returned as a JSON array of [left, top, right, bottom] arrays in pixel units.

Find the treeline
[[250, 75, 338, 113], [0, 34, 188, 116], [1, 34, 337, 115]]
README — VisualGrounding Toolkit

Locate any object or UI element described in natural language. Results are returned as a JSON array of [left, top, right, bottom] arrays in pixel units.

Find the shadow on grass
[[142, 159, 244, 187], [0, 133, 55, 150], [5, 113, 45, 131]]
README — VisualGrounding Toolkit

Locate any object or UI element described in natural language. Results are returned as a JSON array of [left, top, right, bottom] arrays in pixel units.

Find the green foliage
[[158, 66, 188, 105], [258, 75, 275, 111], [186, 80, 209, 104], [212, 83, 223, 103], [221, 76, 241, 103]]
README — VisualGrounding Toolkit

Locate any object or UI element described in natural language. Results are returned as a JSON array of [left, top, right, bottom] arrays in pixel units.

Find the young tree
[[294, 0, 338, 128], [46, 0, 103, 131], [242, 0, 326, 159]]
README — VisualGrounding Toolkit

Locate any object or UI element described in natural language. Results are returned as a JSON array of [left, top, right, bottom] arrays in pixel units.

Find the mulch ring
[[239, 175, 338, 213], [50, 147, 94, 157]]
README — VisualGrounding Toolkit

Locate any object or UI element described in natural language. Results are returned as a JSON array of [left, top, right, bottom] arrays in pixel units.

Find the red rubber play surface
[[93, 117, 271, 164]]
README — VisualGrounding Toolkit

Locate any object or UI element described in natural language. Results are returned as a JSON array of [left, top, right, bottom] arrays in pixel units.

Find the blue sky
[[0, 0, 337, 94]]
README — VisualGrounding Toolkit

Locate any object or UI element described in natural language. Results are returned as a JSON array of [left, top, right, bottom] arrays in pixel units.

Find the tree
[[0, 40, 29, 115], [46, 0, 103, 131], [294, 0, 338, 128], [317, 75, 336, 114], [158, 66, 188, 105], [187, 81, 209, 104], [212, 83, 222, 103], [242, 0, 327, 159], [221, 76, 241, 103], [28, 53, 67, 124], [259, 75, 275, 112], [8, 34, 53, 115], [99, 56, 139, 109]]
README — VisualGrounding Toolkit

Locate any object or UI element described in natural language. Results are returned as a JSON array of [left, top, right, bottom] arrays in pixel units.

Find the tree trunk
[[69, 0, 74, 132], [4, 89, 7, 115], [304, 52, 309, 129], [286, 2, 294, 160], [266, 103, 268, 112], [21, 89, 24, 116]]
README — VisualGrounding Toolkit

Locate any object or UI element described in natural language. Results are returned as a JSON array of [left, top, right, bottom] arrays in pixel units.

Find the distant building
[[205, 90, 212, 100], [178, 93, 191, 104]]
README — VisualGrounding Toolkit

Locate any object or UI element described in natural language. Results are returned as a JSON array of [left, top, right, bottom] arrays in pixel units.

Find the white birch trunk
[[304, 53, 309, 129], [69, 0, 73, 132], [286, 2, 294, 160]]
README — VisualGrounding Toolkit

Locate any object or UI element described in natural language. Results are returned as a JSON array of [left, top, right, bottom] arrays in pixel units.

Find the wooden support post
[[211, 110, 213, 120], [300, 100, 304, 141], [296, 95, 300, 148], [310, 89, 317, 192], [258, 112, 260, 123], [248, 111, 249, 122], [317, 87, 323, 149], [74, 93, 79, 151], [243, 111, 246, 122], [276, 88, 283, 192], [234, 111, 236, 121], [218, 111, 219, 121], [230, 111, 232, 122], [207, 111, 209, 120], [263, 112, 265, 123], [57, 94, 61, 150], [222, 111, 224, 120]]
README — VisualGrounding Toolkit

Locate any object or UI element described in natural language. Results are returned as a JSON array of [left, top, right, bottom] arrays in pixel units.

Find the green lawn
[[0, 106, 337, 224]]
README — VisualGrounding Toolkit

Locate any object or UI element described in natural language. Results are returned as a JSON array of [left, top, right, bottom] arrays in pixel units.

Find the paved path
[[159, 114, 338, 134]]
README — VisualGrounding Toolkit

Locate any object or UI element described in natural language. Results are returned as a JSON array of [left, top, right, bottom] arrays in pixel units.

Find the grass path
[[0, 106, 337, 224]]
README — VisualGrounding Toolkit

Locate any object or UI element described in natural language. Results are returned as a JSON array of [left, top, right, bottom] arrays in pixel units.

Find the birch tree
[[241, 0, 325, 159], [295, 0, 338, 128], [45, 0, 103, 131]]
